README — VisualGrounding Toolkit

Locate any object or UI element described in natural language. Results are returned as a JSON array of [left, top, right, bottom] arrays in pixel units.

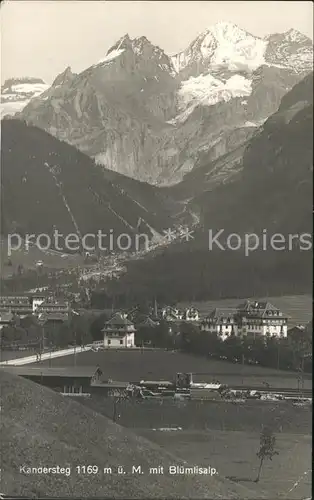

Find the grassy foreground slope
[[0, 371, 261, 499]]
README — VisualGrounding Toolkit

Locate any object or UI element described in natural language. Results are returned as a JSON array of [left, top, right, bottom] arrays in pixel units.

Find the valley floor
[[2, 346, 312, 499]]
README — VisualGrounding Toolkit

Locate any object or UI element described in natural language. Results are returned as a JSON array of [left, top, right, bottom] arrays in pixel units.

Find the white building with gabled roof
[[160, 305, 200, 322], [101, 313, 136, 348], [201, 307, 239, 340], [238, 300, 288, 338], [201, 300, 288, 340]]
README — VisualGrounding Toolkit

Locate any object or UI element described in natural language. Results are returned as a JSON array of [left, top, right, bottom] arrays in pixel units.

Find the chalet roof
[[136, 316, 159, 327], [236, 300, 289, 318], [238, 300, 277, 312], [287, 325, 305, 334], [105, 313, 134, 326], [162, 305, 179, 312], [38, 312, 69, 323], [206, 308, 238, 320], [0, 366, 100, 379]]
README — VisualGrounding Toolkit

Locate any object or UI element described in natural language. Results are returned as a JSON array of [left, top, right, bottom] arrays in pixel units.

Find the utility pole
[[113, 397, 118, 422], [74, 331, 77, 367], [241, 353, 245, 386], [300, 357, 304, 399], [39, 325, 44, 361]]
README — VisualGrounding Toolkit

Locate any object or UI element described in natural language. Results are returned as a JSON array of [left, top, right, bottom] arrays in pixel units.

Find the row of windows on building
[[246, 320, 285, 326], [207, 318, 285, 326], [246, 311, 283, 316]]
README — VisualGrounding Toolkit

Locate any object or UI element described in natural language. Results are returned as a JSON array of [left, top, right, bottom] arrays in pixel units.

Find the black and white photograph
[[0, 1, 313, 498]]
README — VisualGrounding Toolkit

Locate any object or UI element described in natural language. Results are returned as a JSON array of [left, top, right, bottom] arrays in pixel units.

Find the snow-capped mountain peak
[[9, 23, 313, 187], [172, 22, 313, 79], [172, 21, 267, 77], [203, 20, 254, 43]]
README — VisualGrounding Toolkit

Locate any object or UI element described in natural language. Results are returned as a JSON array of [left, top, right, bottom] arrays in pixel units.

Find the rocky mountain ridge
[[173, 23, 313, 79], [12, 22, 314, 185]]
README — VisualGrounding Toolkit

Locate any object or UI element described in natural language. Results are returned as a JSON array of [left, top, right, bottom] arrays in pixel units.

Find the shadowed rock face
[[15, 24, 313, 185], [109, 73, 313, 301], [16, 36, 179, 184], [193, 72, 313, 234], [0, 119, 174, 241]]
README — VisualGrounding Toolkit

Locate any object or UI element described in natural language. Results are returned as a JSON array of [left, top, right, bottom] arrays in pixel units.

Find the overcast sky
[[1, 1, 313, 84]]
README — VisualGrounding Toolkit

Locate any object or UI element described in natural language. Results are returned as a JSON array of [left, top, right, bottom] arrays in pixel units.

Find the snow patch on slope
[[0, 101, 27, 118], [174, 73, 252, 122], [243, 118, 267, 127], [9, 83, 49, 95], [96, 49, 125, 65]]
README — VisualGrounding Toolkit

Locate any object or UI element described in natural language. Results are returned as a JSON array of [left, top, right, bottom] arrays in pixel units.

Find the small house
[[101, 313, 136, 348]]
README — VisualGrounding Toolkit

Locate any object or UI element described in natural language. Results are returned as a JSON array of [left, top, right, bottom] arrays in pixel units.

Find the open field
[[179, 295, 312, 327], [77, 396, 312, 499], [33, 349, 312, 389], [137, 429, 312, 500], [78, 397, 311, 498], [1, 370, 262, 499], [80, 397, 312, 434]]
